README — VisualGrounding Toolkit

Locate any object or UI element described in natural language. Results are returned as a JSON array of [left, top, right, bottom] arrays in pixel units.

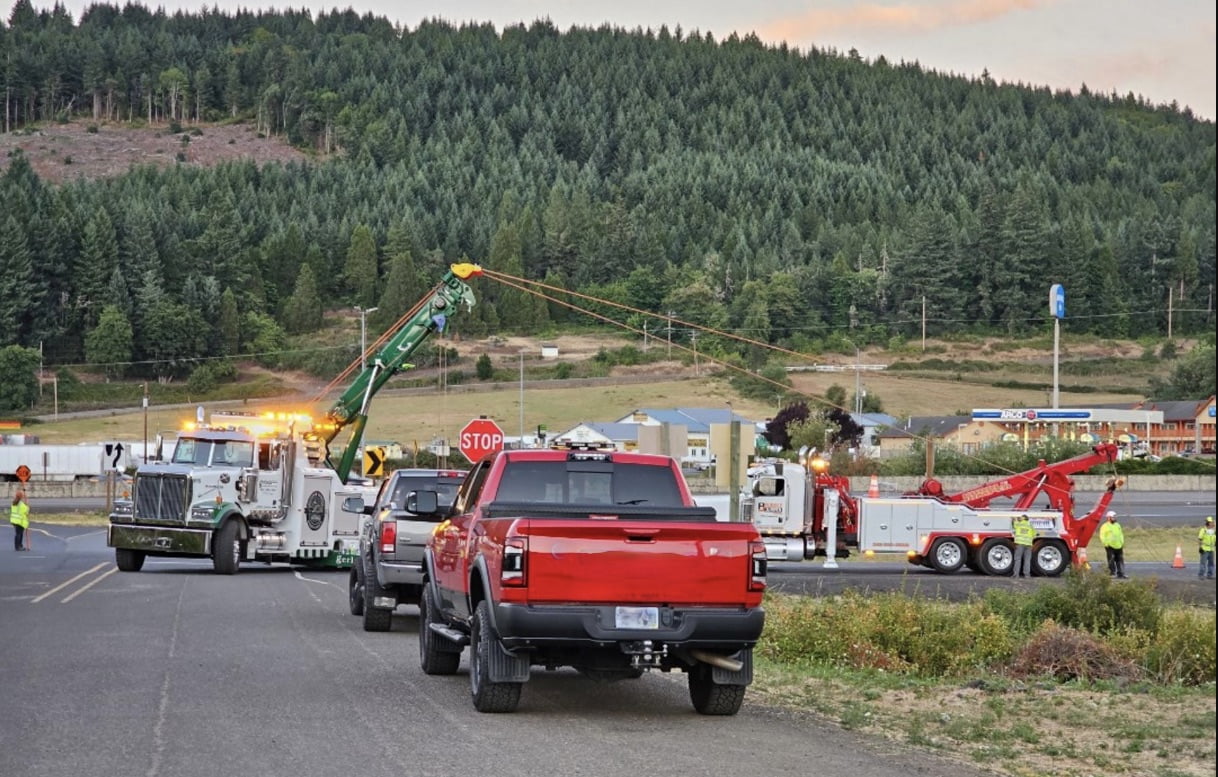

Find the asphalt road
[[0, 529, 996, 777]]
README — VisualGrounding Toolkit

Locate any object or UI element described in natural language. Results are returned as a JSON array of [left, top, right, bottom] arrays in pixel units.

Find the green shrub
[[1143, 609, 1217, 685], [983, 570, 1161, 637], [186, 364, 218, 395]]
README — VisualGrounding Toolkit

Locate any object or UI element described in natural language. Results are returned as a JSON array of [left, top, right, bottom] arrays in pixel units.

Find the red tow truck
[[419, 445, 767, 715], [740, 443, 1124, 577]]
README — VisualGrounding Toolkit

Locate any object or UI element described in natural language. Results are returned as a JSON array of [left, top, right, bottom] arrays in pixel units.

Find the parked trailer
[[0, 443, 128, 482]]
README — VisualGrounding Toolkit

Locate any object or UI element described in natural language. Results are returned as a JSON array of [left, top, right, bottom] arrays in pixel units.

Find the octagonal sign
[[459, 417, 505, 462]]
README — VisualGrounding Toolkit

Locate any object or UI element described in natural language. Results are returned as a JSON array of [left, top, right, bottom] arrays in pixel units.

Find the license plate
[[615, 606, 659, 630]]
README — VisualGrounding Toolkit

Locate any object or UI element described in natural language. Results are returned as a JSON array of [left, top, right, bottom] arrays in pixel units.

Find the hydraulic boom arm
[[320, 263, 482, 482]]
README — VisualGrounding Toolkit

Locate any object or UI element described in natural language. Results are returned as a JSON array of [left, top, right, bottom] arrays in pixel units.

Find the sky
[[6, 0, 1216, 120]]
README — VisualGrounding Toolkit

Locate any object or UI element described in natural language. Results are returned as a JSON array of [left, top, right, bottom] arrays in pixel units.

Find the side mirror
[[342, 496, 366, 514], [406, 489, 439, 515]]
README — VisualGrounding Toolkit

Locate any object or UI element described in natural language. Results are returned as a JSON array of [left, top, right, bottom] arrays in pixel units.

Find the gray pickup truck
[[349, 468, 466, 631]]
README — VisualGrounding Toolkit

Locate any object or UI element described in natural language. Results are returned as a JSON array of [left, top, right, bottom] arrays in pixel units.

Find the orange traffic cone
[[868, 474, 879, 498], [1172, 545, 1185, 569]]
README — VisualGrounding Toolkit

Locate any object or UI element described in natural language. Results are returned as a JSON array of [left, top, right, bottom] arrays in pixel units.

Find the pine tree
[[343, 224, 379, 307], [283, 263, 323, 334]]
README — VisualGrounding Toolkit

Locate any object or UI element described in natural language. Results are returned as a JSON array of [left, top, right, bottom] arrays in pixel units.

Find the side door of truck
[[432, 459, 493, 620]]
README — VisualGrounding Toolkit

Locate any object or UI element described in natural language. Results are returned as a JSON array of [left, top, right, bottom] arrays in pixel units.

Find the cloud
[[759, 0, 1052, 40]]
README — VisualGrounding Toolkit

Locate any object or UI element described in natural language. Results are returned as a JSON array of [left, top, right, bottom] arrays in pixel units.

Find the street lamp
[[354, 306, 379, 370]]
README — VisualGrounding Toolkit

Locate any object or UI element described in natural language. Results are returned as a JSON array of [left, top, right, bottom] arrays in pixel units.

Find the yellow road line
[[31, 561, 109, 604], [62, 567, 118, 603]]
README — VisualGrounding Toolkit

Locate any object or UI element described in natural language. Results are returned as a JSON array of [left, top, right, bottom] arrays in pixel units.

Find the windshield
[[171, 438, 255, 467], [494, 461, 684, 506]]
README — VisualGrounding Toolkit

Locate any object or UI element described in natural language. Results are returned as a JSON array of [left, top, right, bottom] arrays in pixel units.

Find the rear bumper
[[492, 603, 765, 650], [378, 559, 425, 586], [108, 524, 211, 556]]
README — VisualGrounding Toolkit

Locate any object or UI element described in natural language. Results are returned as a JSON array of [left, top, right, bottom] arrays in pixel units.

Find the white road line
[[31, 562, 109, 604], [61, 567, 118, 602]]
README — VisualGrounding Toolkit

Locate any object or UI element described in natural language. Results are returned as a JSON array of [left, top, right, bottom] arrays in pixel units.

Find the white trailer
[[0, 443, 127, 482]]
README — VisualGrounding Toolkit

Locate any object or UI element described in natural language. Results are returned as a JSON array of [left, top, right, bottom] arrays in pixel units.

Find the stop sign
[[459, 418, 505, 462]]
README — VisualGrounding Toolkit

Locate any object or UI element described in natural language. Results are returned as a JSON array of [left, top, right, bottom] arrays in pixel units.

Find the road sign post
[[459, 417, 505, 463]]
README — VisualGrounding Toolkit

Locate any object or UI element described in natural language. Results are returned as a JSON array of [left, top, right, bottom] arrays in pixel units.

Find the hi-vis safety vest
[[10, 501, 29, 530], [1100, 521, 1125, 550], [1013, 519, 1036, 546], [1200, 526, 1216, 553]]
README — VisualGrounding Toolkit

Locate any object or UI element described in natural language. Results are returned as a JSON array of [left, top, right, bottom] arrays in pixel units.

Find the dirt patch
[[0, 121, 310, 184]]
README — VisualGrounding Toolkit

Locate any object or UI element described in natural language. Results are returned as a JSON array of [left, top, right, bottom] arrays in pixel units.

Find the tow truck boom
[[319, 263, 482, 483]]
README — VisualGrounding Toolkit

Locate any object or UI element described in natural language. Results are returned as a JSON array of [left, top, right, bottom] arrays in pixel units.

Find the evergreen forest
[[1, 1, 1215, 386]]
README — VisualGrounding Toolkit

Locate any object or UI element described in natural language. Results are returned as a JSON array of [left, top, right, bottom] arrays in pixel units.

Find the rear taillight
[[749, 540, 767, 591], [502, 537, 527, 587], [379, 521, 396, 554]]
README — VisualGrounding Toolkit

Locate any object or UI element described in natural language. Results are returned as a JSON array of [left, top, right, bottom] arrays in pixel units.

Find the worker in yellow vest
[[10, 490, 30, 551], [1011, 514, 1037, 578], [1099, 510, 1127, 579], [1198, 516, 1215, 580]]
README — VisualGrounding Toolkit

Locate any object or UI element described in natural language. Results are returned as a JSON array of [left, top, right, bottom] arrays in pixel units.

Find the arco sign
[[459, 418, 505, 462]]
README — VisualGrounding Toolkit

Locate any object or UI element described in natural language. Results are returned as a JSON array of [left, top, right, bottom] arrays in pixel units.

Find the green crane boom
[[319, 263, 482, 482]]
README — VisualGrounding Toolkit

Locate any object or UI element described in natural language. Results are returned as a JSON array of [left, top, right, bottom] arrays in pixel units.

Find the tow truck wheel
[[979, 538, 1015, 576], [470, 600, 522, 713], [419, 585, 461, 675], [360, 554, 392, 632], [1032, 541, 1070, 577], [348, 563, 365, 616], [115, 548, 145, 572], [688, 664, 746, 716], [212, 520, 241, 575], [929, 537, 967, 574]]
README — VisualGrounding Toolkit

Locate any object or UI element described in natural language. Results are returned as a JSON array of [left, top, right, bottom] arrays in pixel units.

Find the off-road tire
[[469, 600, 522, 713], [361, 554, 392, 632], [348, 562, 365, 616], [688, 663, 745, 715], [419, 585, 461, 675], [115, 548, 145, 572], [212, 520, 241, 575]]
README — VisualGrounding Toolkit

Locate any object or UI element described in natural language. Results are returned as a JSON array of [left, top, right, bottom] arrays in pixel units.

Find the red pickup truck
[[419, 445, 767, 715]]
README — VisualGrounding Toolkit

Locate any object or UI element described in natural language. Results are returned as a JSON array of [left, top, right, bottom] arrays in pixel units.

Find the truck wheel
[[929, 537, 966, 574], [361, 555, 392, 632], [212, 521, 241, 575], [348, 563, 365, 616], [1033, 541, 1069, 577], [115, 548, 145, 572], [979, 539, 1014, 576], [470, 600, 522, 713], [419, 585, 460, 675], [688, 664, 745, 716]]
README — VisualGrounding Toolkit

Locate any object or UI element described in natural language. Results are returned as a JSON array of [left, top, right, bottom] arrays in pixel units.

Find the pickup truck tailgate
[[519, 520, 759, 605]]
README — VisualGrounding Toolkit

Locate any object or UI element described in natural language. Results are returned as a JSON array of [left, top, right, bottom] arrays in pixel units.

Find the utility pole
[[854, 346, 861, 414], [354, 306, 378, 370], [691, 331, 699, 375], [921, 296, 926, 351], [519, 351, 525, 447], [642, 321, 648, 352], [666, 312, 674, 358], [142, 382, 149, 466]]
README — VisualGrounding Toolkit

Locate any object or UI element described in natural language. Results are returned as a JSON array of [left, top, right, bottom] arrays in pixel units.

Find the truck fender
[[213, 509, 249, 541]]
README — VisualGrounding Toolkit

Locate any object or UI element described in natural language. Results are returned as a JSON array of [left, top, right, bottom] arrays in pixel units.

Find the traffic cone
[[867, 474, 879, 498], [1172, 545, 1185, 569], [1075, 545, 1090, 570]]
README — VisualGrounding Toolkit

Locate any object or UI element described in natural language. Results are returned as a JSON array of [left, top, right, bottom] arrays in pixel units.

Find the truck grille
[[134, 474, 191, 522]]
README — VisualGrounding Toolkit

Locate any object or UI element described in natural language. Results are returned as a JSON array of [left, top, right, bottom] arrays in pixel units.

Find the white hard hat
[[1105, 510, 1117, 518]]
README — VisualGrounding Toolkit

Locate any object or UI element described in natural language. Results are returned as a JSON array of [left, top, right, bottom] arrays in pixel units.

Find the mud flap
[[489, 642, 531, 683], [711, 649, 754, 685]]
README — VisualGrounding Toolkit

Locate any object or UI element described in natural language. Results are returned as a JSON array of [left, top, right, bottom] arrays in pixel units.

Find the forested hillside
[[1, 1, 1214, 388]]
